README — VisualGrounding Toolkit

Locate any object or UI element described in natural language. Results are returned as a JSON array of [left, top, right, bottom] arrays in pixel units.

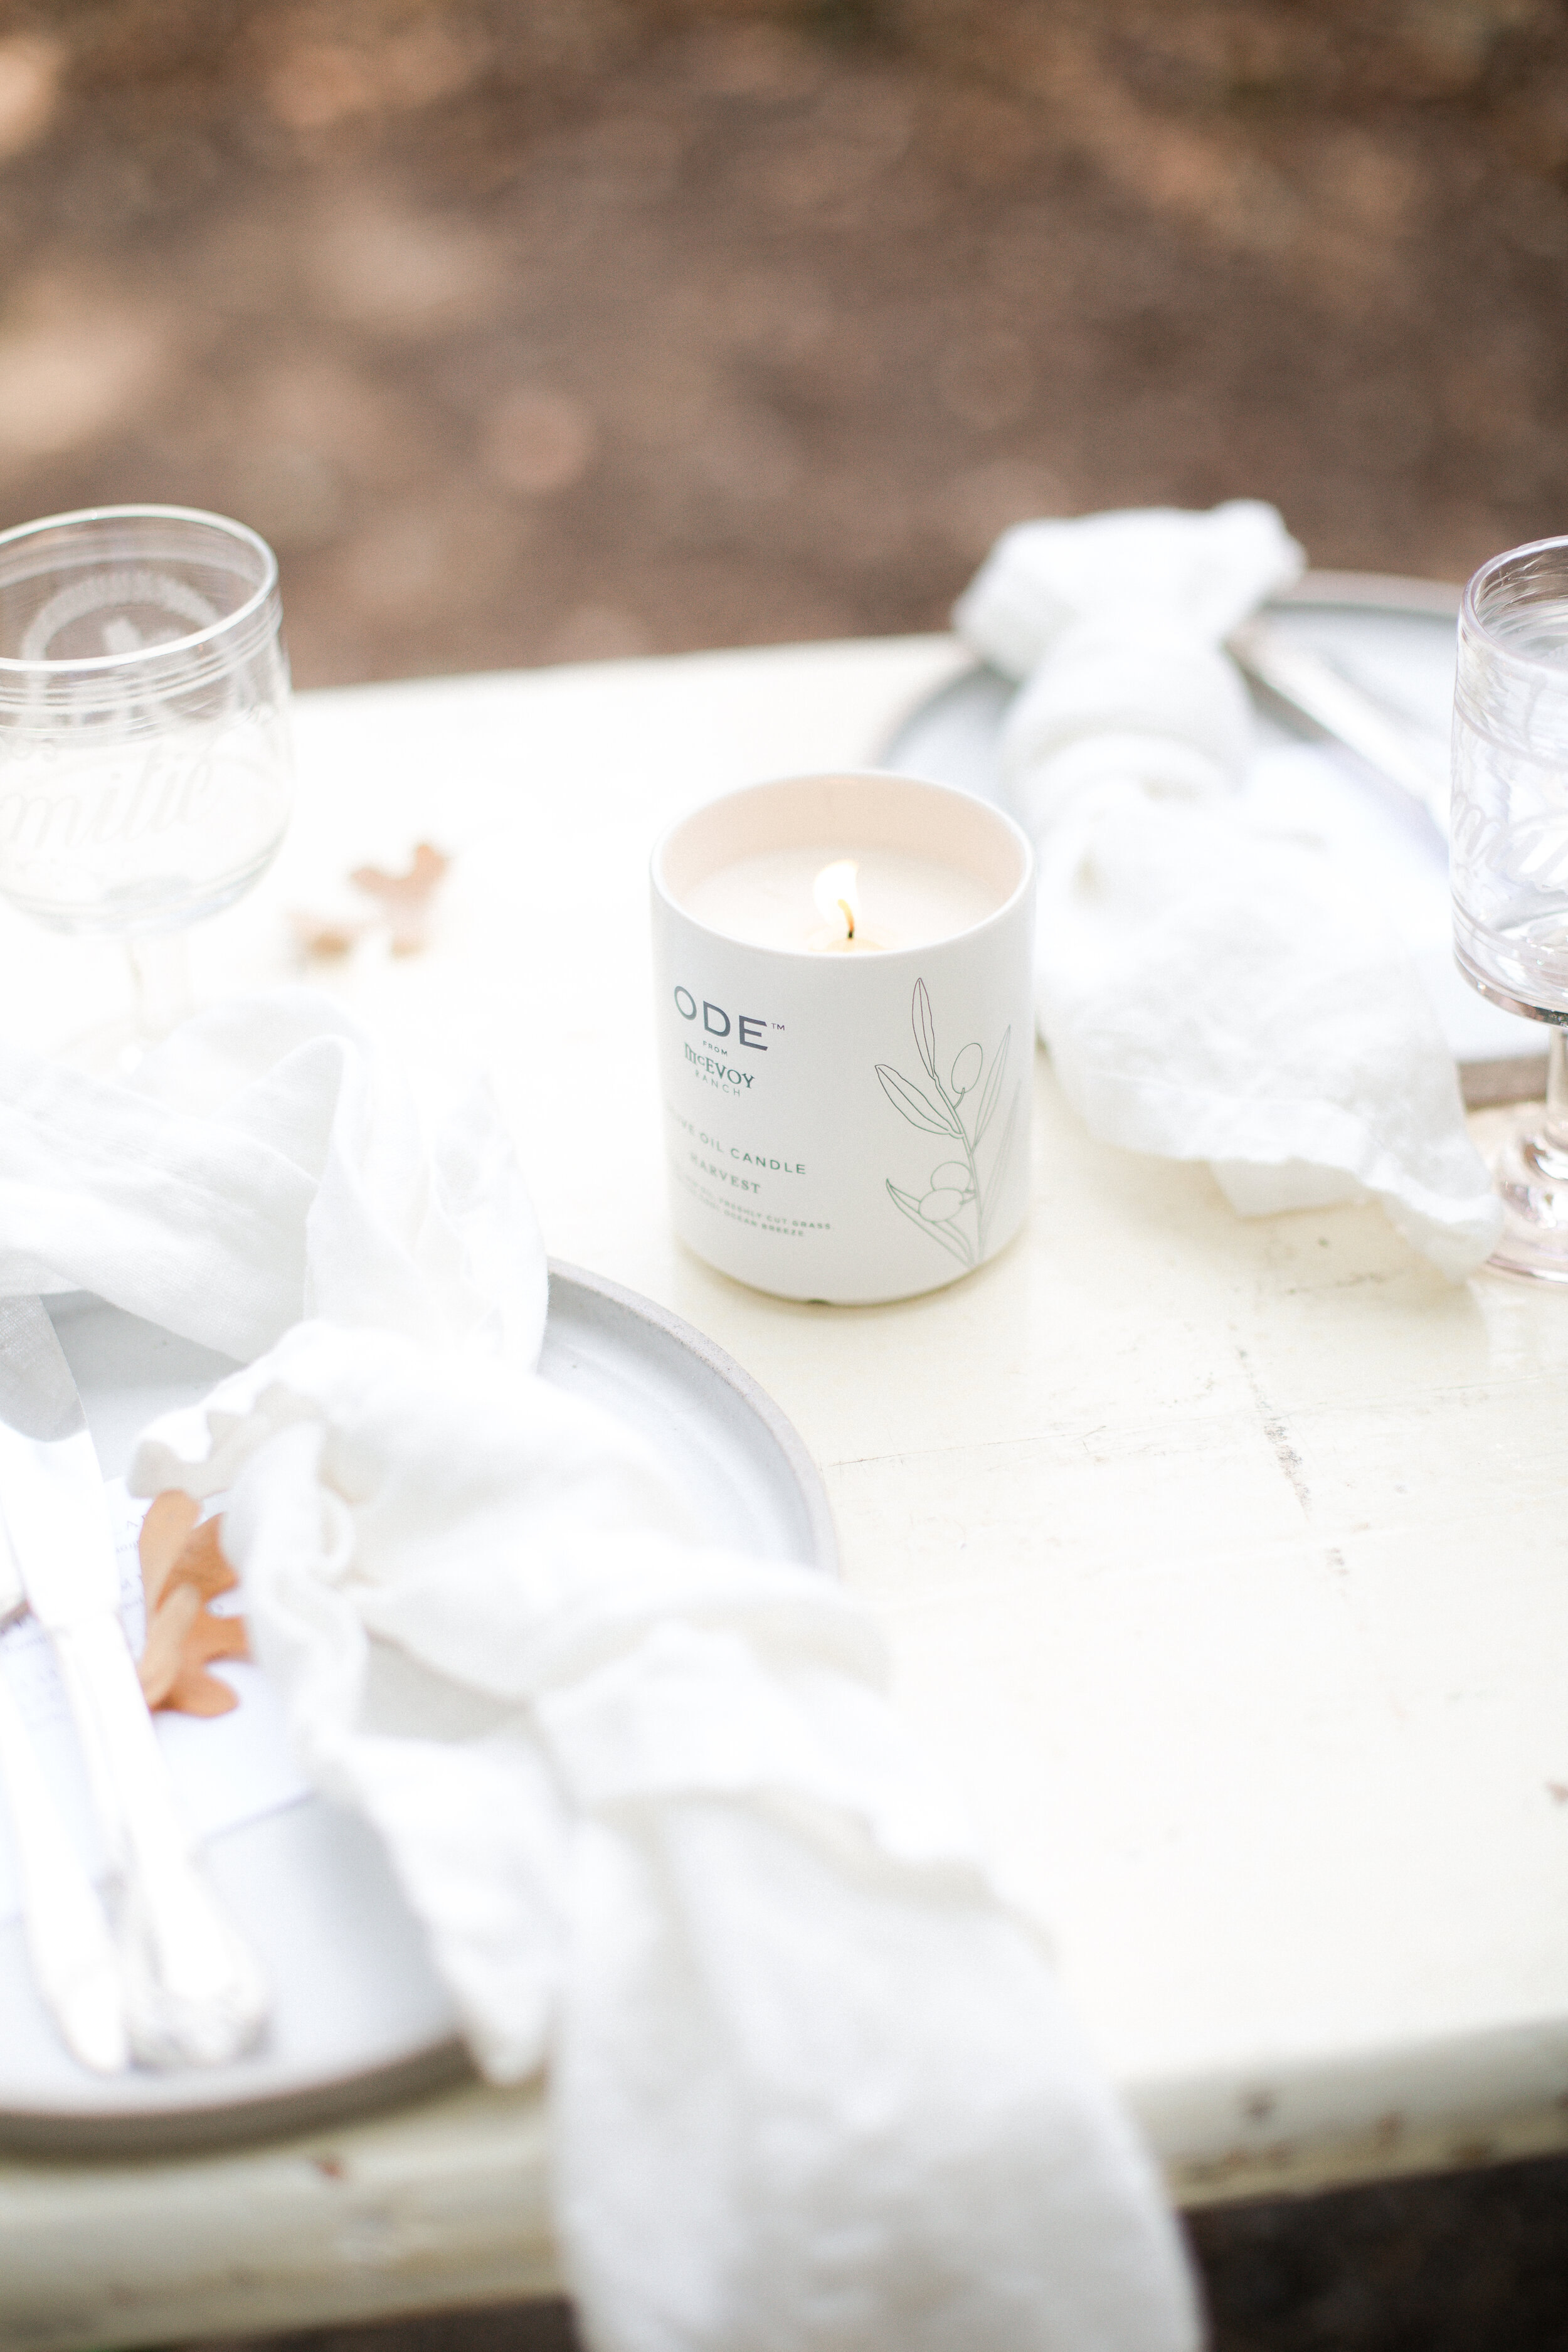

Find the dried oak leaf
[[348, 840, 451, 955], [137, 1493, 248, 1719]]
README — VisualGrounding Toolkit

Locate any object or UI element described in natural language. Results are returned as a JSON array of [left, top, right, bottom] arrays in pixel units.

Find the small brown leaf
[[136, 1495, 248, 1718], [290, 908, 367, 959], [139, 1490, 200, 1613], [349, 842, 451, 955], [137, 1580, 202, 1707], [293, 844, 451, 961], [349, 841, 450, 907], [172, 1602, 248, 1670], [167, 1516, 238, 1603], [164, 1660, 243, 1717]]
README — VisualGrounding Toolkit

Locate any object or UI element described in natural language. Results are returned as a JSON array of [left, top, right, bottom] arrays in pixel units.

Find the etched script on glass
[[0, 700, 290, 931], [876, 977, 1021, 1271], [1453, 805, 1568, 896]]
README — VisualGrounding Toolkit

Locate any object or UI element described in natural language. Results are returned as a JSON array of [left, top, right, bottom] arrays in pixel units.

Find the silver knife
[[0, 1520, 129, 2073], [1229, 615, 1451, 837], [0, 1297, 268, 2068]]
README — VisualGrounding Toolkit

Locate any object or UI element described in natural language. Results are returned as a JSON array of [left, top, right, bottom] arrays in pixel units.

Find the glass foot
[[1472, 1026, 1568, 1282], [1486, 1113, 1568, 1283]]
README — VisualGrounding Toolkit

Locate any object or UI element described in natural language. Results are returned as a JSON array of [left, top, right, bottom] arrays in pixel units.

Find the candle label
[[651, 919, 1033, 1302], [876, 979, 1021, 1276], [650, 777, 1035, 1304]]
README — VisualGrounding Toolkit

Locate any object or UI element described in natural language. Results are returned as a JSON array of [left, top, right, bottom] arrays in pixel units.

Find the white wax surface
[[682, 846, 998, 953]]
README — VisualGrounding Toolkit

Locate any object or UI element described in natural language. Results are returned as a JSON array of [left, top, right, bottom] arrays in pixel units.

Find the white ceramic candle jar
[[650, 771, 1036, 1303]]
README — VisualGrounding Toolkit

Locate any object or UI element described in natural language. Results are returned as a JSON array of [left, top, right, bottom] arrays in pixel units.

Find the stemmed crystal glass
[[0, 506, 294, 1056], [1453, 533, 1568, 1280]]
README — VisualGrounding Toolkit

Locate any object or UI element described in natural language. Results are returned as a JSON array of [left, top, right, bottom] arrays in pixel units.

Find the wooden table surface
[[3, 636, 1567, 2350]]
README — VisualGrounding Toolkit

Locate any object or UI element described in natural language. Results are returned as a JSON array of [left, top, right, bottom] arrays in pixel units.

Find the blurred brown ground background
[[3, 2, 1564, 2347], [0, 0, 1565, 686]]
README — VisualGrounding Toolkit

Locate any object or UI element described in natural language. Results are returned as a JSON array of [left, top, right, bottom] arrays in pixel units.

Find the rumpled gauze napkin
[[954, 503, 1503, 1279], [955, 499, 1303, 684], [0, 990, 546, 1365], [0, 992, 1199, 2352], [133, 1320, 1199, 2352]]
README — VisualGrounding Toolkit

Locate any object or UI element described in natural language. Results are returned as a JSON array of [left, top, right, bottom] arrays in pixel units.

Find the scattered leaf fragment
[[137, 1580, 203, 1704], [137, 1488, 199, 1613], [349, 839, 449, 903], [137, 1495, 249, 1718], [162, 1616, 249, 1719], [292, 842, 451, 960], [169, 1515, 241, 1602], [347, 840, 451, 954], [290, 907, 366, 958]]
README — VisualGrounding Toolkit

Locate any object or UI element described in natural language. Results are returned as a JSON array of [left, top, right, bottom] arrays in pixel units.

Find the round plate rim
[[884, 568, 1466, 767], [547, 1259, 838, 1577], [0, 1264, 834, 2153], [1271, 566, 1462, 618]]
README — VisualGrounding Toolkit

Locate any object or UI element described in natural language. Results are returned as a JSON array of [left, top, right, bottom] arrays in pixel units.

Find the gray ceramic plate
[[881, 571, 1547, 1107], [0, 1264, 835, 2154]]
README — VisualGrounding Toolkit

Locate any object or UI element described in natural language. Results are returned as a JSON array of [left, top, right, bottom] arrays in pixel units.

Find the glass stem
[[1539, 1030, 1568, 1172], [125, 932, 194, 1042]]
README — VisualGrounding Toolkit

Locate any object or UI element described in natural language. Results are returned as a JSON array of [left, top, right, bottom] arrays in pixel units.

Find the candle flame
[[812, 858, 861, 942]]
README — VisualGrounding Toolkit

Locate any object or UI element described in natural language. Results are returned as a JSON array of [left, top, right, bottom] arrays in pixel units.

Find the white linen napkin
[[0, 993, 1200, 2352], [954, 503, 1503, 1279], [0, 991, 546, 1365]]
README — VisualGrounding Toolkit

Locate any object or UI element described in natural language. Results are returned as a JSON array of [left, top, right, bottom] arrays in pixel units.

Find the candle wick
[[837, 898, 855, 940]]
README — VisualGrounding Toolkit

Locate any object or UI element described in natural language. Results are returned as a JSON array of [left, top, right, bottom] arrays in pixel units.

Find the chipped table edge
[[8, 2028, 1568, 2352], [1134, 2011, 1568, 2207], [0, 2077, 562, 2352]]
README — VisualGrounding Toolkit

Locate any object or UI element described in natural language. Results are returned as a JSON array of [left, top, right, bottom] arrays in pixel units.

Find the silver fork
[[0, 1523, 127, 2074]]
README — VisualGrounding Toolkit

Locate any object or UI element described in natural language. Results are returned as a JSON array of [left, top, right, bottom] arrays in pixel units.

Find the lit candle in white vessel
[[682, 846, 997, 954], [650, 771, 1037, 1305]]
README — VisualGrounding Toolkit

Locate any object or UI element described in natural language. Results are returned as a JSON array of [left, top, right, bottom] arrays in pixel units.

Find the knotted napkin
[[955, 502, 1502, 1279], [0, 993, 1200, 2352]]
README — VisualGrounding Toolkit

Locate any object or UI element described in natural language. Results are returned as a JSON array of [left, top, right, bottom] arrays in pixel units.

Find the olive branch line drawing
[[876, 977, 1022, 1271]]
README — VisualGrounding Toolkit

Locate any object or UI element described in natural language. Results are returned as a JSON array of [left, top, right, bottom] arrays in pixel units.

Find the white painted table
[[3, 637, 1567, 2349]]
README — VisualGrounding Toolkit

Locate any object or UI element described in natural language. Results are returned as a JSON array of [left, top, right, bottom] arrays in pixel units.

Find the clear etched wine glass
[[1452, 532, 1568, 1280], [0, 506, 294, 1056]]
